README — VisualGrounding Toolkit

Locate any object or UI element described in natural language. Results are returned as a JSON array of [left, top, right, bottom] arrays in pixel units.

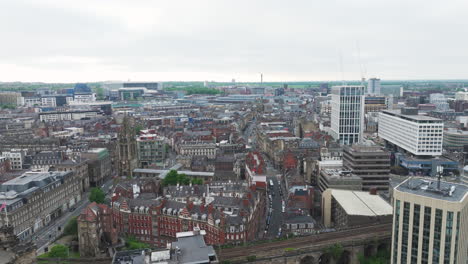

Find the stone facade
[[118, 116, 138, 177], [179, 142, 217, 159], [0, 226, 36, 264], [56, 158, 90, 193], [82, 148, 111, 187], [77, 202, 117, 257], [0, 171, 81, 240]]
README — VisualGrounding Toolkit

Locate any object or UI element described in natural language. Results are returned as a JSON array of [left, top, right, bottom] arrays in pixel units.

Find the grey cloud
[[1, 0, 467, 82]]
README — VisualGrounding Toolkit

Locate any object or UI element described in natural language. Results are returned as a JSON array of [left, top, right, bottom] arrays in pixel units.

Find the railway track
[[219, 223, 391, 259]]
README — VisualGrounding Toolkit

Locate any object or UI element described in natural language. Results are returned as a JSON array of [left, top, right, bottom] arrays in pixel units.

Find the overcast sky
[[1, 0, 467, 83]]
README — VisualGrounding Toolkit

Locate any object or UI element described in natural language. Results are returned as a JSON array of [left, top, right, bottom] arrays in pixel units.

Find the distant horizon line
[[1, 78, 468, 84]]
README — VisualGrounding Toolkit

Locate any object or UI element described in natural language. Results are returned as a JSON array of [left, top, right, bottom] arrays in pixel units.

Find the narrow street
[[265, 176, 283, 239], [242, 117, 285, 240]]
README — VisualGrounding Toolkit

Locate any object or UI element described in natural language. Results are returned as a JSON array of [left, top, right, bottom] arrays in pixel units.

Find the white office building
[[430, 93, 450, 111], [1, 149, 26, 170], [41, 96, 56, 107], [455, 91, 468, 101], [367, 78, 381, 95], [22, 97, 41, 107], [378, 108, 444, 156], [330, 85, 365, 145], [73, 93, 96, 103], [392, 178, 468, 264]]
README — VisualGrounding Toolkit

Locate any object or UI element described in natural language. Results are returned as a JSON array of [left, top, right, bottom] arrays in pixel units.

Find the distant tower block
[[367, 78, 381, 95], [330, 85, 365, 145]]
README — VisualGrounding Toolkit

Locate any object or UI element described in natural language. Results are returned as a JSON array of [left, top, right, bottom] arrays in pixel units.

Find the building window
[[432, 209, 443, 263], [453, 212, 460, 264], [422, 207, 431, 264], [400, 202, 410, 264], [393, 200, 400, 264], [411, 204, 420, 263], [444, 211, 453, 264]]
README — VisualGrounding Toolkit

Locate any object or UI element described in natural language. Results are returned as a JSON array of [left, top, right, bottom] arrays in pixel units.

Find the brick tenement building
[[111, 182, 265, 247], [77, 202, 117, 257], [0, 156, 10, 175]]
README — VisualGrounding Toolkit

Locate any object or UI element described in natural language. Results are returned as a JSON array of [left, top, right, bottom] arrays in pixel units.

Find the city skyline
[[1, 0, 468, 82]]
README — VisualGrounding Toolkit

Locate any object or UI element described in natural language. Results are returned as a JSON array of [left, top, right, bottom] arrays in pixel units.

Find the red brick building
[[111, 182, 265, 247], [246, 152, 265, 175], [77, 202, 117, 257], [0, 157, 11, 175], [283, 151, 297, 170]]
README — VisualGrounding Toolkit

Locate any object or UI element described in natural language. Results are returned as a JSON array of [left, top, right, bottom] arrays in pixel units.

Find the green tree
[[89, 187, 105, 204], [95, 87, 105, 100], [246, 255, 257, 262], [325, 243, 343, 260], [134, 124, 144, 134], [126, 236, 150, 250], [163, 170, 179, 186], [163, 170, 202, 186], [63, 217, 78, 236], [358, 248, 390, 264], [48, 244, 69, 258], [191, 178, 203, 185], [0, 104, 15, 109], [177, 173, 190, 185]]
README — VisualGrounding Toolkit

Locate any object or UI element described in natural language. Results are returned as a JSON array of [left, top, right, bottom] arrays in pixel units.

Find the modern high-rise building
[[378, 108, 444, 156], [343, 144, 390, 192], [391, 177, 468, 264], [367, 78, 381, 95], [330, 85, 365, 145]]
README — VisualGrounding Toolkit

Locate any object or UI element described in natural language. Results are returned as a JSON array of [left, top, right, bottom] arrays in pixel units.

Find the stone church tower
[[117, 115, 138, 177]]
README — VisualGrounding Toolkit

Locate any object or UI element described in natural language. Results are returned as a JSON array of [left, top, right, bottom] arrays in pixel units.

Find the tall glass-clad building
[[392, 178, 468, 264], [330, 85, 365, 145]]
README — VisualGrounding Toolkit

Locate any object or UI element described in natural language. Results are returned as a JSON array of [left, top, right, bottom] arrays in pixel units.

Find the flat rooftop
[[171, 234, 216, 264], [330, 189, 393, 216], [445, 129, 468, 135], [347, 144, 386, 153], [133, 168, 213, 179], [323, 169, 361, 180], [1, 171, 66, 193], [382, 110, 443, 122], [396, 177, 468, 202], [86, 148, 107, 153]]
